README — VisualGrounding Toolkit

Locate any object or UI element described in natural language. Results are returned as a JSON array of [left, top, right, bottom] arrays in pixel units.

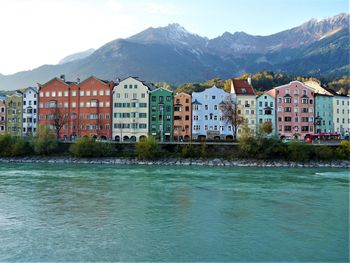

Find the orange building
[[78, 76, 114, 139], [38, 76, 114, 140], [173, 92, 192, 141]]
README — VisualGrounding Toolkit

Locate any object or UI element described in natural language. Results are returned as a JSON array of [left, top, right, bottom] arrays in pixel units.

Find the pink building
[[267, 81, 315, 140]]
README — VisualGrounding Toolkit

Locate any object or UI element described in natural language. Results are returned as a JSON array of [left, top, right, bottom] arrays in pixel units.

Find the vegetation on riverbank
[[0, 131, 349, 161]]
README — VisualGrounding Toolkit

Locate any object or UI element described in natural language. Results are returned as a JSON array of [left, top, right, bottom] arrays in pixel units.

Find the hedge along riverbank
[[0, 133, 349, 162]]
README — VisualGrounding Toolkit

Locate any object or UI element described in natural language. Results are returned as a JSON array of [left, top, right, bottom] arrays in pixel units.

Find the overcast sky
[[0, 0, 348, 75]]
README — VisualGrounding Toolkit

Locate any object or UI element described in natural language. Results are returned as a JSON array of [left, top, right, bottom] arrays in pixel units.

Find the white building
[[112, 77, 153, 142], [22, 87, 38, 136], [332, 93, 350, 137]]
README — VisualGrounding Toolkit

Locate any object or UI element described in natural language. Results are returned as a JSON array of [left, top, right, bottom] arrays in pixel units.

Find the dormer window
[[241, 88, 247, 93]]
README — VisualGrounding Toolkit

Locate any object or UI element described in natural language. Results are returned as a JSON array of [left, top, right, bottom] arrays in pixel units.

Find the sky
[[0, 0, 348, 75]]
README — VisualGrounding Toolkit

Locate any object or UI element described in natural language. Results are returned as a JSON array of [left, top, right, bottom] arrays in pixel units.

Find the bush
[[136, 136, 160, 160], [199, 142, 209, 159], [69, 136, 113, 157], [11, 138, 31, 156], [180, 143, 196, 158], [287, 141, 314, 162], [0, 134, 32, 157], [335, 140, 350, 160], [0, 134, 15, 156], [31, 126, 58, 155], [315, 145, 334, 160]]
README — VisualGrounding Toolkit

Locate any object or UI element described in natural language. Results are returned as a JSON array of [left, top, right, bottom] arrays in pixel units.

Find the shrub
[[335, 140, 350, 160], [314, 145, 334, 160], [11, 138, 31, 156], [287, 141, 314, 162], [0, 134, 32, 157], [136, 136, 160, 160], [0, 134, 15, 156], [69, 136, 113, 157], [180, 143, 196, 158], [31, 126, 58, 155], [199, 142, 209, 159]]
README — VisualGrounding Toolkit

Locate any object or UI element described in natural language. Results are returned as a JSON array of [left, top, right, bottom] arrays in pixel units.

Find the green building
[[149, 88, 173, 142], [6, 91, 23, 136]]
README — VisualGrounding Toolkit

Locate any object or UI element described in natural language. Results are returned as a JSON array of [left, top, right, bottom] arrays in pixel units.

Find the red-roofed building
[[38, 76, 115, 140], [230, 78, 257, 136]]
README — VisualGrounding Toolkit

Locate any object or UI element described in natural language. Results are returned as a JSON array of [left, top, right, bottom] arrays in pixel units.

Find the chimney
[[77, 78, 80, 84], [247, 77, 252, 86], [60, 74, 66, 82]]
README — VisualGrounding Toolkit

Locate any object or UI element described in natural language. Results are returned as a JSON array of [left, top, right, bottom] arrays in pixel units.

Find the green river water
[[0, 163, 348, 261]]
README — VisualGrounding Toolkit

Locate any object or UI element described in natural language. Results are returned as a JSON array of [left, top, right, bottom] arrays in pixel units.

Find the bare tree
[[49, 106, 68, 139], [219, 95, 244, 141]]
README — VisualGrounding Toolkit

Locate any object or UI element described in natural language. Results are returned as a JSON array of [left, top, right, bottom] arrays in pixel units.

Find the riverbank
[[0, 156, 349, 168]]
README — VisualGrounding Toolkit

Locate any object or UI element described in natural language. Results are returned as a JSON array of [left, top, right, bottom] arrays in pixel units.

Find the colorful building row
[[1, 76, 349, 141]]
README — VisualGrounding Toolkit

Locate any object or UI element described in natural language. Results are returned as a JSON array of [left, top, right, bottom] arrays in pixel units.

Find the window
[[278, 98, 282, 103], [284, 116, 292, 122], [93, 90, 97, 96], [80, 91, 84, 96], [302, 98, 308, 104], [40, 92, 44, 97], [214, 105, 218, 110], [124, 85, 127, 89], [278, 106, 282, 112], [284, 107, 291, 112], [45, 92, 50, 97], [64, 91, 69, 97], [141, 93, 145, 98], [80, 102, 84, 107], [301, 108, 308, 113], [86, 90, 90, 96], [52, 91, 56, 97], [212, 95, 216, 100], [152, 96, 156, 102], [284, 97, 291, 103], [106, 90, 110, 96], [72, 102, 76, 108], [124, 93, 128, 99], [302, 89, 307, 95], [193, 115, 199, 121], [301, 117, 308, 122], [284, 126, 292, 131], [259, 101, 263, 107], [72, 91, 76, 96], [99, 90, 104, 96], [301, 126, 309, 132], [166, 96, 171, 102], [286, 88, 290, 94], [205, 105, 208, 110]]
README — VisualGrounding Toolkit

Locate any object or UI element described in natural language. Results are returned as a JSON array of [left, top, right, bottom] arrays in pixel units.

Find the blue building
[[256, 93, 276, 135], [314, 94, 333, 133], [192, 86, 233, 140]]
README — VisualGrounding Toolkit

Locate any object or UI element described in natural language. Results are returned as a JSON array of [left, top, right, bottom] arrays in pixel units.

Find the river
[[0, 163, 348, 261]]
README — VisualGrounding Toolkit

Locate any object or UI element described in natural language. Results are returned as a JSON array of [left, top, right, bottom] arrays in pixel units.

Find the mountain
[[58, 48, 95, 64], [0, 13, 348, 90]]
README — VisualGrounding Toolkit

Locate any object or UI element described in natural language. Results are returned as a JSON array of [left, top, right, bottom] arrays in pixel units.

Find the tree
[[31, 126, 58, 155], [49, 106, 68, 139], [219, 96, 244, 141], [261, 121, 273, 135]]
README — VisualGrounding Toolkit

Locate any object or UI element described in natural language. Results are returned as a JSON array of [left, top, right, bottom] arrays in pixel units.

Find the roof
[[192, 99, 202, 105], [304, 80, 333, 96], [23, 86, 38, 93], [150, 87, 173, 94], [231, 79, 255, 95]]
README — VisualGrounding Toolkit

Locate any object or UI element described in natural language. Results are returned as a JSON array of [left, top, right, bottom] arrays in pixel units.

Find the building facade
[[268, 81, 315, 139], [230, 79, 256, 136], [192, 86, 233, 140], [22, 87, 38, 136], [332, 94, 350, 137], [256, 93, 276, 135], [173, 92, 192, 141], [149, 88, 173, 142], [314, 94, 333, 133], [38, 76, 114, 140], [0, 97, 6, 134], [38, 77, 77, 140], [112, 77, 151, 142], [78, 76, 114, 139], [6, 91, 23, 136], [304, 80, 334, 133]]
